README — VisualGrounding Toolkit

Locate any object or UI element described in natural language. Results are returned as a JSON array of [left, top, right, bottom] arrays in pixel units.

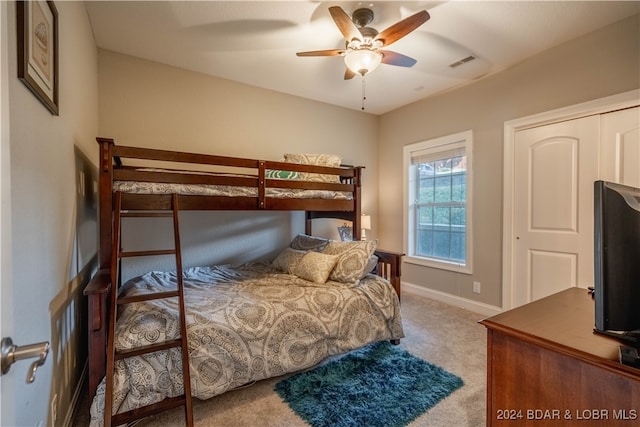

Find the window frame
[[403, 130, 474, 274]]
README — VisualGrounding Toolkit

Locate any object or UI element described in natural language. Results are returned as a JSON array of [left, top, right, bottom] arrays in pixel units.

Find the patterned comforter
[[89, 262, 404, 425]]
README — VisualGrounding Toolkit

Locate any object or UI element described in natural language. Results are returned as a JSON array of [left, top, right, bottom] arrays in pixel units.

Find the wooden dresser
[[481, 288, 639, 426]]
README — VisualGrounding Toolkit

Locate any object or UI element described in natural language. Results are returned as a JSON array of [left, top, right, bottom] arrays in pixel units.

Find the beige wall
[[378, 14, 640, 309], [97, 50, 379, 275], [2, 1, 98, 426], [97, 14, 640, 303]]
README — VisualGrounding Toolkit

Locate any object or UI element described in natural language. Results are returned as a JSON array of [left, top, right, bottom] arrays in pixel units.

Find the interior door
[[1, 4, 51, 425], [0, 1, 14, 421], [599, 106, 640, 187], [512, 116, 599, 307]]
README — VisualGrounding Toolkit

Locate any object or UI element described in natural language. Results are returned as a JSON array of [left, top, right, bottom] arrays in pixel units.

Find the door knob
[[1, 337, 50, 384]]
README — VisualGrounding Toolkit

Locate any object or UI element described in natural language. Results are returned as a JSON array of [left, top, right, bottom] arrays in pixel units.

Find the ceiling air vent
[[449, 55, 477, 68]]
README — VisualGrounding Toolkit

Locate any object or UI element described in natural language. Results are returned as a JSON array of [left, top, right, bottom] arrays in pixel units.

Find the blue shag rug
[[274, 341, 464, 427]]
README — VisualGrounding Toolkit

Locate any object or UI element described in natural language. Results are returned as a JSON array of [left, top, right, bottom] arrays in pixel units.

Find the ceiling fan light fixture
[[344, 48, 382, 76]]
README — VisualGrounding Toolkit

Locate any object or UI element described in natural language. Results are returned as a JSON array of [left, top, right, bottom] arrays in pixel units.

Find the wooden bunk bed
[[83, 137, 404, 424]]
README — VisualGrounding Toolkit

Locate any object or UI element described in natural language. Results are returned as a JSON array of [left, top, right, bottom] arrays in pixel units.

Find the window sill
[[404, 255, 472, 274]]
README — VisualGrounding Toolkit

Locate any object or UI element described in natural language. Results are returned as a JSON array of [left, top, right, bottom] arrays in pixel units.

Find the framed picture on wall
[[16, 0, 59, 115]]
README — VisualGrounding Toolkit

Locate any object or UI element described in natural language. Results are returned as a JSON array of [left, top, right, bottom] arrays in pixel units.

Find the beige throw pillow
[[272, 247, 305, 273], [293, 251, 339, 283], [323, 239, 377, 283]]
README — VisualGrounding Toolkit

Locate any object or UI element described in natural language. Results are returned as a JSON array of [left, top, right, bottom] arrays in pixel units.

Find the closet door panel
[[512, 116, 599, 307], [600, 106, 640, 186]]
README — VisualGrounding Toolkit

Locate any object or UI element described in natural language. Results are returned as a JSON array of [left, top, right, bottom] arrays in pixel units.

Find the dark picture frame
[[16, 0, 59, 115], [337, 225, 353, 241]]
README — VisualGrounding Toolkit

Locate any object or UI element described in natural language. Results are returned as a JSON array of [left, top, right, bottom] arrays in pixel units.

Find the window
[[403, 131, 473, 273]]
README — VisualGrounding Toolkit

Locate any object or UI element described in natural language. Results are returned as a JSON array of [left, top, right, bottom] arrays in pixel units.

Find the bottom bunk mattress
[[89, 262, 404, 425]]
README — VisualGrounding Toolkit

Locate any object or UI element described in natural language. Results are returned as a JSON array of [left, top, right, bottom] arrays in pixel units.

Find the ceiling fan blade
[[329, 6, 361, 42], [296, 49, 345, 57], [380, 50, 417, 67], [344, 68, 356, 80], [375, 10, 430, 46]]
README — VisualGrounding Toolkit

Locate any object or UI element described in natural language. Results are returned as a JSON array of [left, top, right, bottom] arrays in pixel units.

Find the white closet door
[[600, 106, 640, 186], [513, 116, 599, 307]]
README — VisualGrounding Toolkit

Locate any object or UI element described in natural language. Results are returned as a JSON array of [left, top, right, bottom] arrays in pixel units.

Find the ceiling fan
[[296, 6, 430, 79]]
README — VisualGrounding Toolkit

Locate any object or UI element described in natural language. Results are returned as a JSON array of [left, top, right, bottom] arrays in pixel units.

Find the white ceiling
[[86, 1, 639, 115]]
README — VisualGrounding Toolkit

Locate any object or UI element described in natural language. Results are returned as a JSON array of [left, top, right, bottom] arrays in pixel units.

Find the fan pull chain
[[361, 76, 367, 111]]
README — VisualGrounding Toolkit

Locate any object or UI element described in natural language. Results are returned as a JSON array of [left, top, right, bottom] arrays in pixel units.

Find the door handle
[[1, 337, 50, 384]]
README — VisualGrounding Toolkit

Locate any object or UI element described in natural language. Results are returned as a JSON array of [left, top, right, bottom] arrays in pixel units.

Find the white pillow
[[359, 255, 379, 279]]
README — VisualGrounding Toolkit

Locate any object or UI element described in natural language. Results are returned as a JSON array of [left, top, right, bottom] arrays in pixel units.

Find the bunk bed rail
[[96, 137, 364, 269]]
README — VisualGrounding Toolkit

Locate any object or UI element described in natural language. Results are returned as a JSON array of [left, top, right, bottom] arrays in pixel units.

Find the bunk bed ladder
[[104, 192, 194, 427]]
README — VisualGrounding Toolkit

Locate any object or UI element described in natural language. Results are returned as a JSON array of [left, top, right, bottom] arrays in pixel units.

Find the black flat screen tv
[[593, 180, 640, 346]]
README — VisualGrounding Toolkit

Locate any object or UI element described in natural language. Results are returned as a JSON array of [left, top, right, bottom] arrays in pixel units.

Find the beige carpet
[[73, 290, 487, 426]]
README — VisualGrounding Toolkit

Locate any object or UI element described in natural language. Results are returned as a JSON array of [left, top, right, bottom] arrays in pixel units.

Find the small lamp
[[360, 214, 371, 241]]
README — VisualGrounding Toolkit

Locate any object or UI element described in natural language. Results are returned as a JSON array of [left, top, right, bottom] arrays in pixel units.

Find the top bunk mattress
[[113, 166, 353, 200], [113, 179, 352, 200]]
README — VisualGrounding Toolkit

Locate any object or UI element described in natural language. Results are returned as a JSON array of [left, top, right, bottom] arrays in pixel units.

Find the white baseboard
[[63, 361, 87, 427], [403, 281, 503, 317]]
